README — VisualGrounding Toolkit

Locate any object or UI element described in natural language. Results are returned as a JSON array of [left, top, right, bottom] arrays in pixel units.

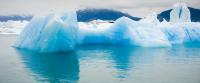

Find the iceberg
[[170, 3, 191, 23], [162, 2, 200, 44], [13, 11, 78, 52]]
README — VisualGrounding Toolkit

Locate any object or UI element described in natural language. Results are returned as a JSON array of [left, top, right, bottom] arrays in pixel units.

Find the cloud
[[0, 0, 199, 17]]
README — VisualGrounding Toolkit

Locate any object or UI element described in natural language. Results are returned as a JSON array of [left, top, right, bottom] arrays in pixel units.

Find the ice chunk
[[170, 3, 191, 23], [13, 11, 78, 52]]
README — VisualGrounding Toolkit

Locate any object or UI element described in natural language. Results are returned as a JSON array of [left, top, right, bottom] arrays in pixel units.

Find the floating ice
[[13, 11, 78, 52]]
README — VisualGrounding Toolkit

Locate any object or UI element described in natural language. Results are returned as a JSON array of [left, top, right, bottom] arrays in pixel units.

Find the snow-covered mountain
[[77, 8, 141, 22], [0, 9, 141, 22], [0, 15, 32, 22]]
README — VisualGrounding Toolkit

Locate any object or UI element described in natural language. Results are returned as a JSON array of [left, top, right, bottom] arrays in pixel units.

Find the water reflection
[[14, 45, 200, 83], [76, 45, 134, 79], [15, 49, 79, 83], [109, 47, 134, 79]]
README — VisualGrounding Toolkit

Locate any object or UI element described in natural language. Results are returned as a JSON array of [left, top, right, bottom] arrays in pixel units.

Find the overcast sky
[[0, 0, 200, 17]]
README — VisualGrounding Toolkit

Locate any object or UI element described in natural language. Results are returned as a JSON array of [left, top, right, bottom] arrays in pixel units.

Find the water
[[0, 35, 200, 83]]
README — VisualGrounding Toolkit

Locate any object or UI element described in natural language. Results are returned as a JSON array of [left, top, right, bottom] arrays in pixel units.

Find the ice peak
[[170, 2, 191, 23]]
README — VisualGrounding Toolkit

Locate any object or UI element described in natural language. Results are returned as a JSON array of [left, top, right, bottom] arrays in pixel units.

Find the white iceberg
[[13, 11, 78, 52]]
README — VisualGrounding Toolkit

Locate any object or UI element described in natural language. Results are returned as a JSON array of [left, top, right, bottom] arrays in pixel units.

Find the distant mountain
[[158, 7, 200, 22], [0, 15, 32, 22], [0, 9, 141, 22], [76, 8, 141, 22]]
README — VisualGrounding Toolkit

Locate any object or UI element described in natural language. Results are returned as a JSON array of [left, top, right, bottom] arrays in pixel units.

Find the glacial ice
[[13, 11, 78, 52], [13, 3, 200, 52]]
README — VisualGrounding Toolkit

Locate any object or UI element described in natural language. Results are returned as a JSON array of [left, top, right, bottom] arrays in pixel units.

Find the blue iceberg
[[13, 11, 78, 52]]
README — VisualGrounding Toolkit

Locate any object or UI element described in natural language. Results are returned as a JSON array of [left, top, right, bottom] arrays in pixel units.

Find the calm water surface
[[0, 35, 200, 83]]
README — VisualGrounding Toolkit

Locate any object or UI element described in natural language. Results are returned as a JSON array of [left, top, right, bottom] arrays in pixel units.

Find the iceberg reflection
[[15, 49, 79, 83], [14, 45, 200, 83]]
